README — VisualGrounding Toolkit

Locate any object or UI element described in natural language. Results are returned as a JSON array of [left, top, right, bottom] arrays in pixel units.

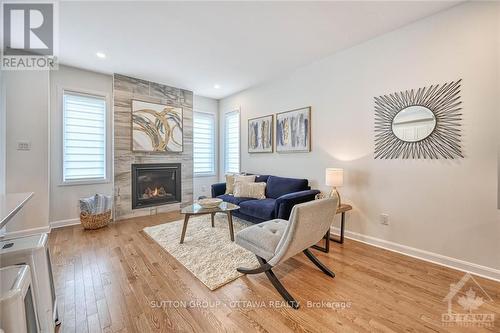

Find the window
[[63, 91, 107, 183], [224, 110, 240, 173], [193, 111, 215, 176]]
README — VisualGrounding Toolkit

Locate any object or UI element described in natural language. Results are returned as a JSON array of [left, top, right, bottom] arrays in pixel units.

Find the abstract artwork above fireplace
[[132, 100, 184, 153], [131, 163, 181, 209]]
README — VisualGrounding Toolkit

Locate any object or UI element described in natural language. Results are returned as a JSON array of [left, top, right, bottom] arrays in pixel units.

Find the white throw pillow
[[225, 174, 256, 194], [234, 181, 266, 199]]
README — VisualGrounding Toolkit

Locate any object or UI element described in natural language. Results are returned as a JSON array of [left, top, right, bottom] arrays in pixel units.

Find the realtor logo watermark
[[442, 273, 495, 328], [150, 299, 352, 310], [1, 1, 58, 70]]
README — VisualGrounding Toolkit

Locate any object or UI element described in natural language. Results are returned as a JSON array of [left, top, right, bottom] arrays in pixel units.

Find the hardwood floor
[[49, 212, 500, 333]]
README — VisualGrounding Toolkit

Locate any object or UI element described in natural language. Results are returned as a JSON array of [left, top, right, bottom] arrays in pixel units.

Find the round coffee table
[[180, 202, 240, 243]]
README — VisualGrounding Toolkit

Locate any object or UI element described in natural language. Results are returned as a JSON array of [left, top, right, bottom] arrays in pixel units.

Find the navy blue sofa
[[211, 175, 320, 224]]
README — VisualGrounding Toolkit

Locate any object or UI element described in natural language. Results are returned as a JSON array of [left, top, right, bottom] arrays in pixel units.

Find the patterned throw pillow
[[225, 174, 256, 194], [234, 182, 266, 199], [225, 174, 237, 194]]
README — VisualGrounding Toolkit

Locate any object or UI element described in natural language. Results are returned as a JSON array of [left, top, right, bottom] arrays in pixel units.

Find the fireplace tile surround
[[113, 74, 193, 220]]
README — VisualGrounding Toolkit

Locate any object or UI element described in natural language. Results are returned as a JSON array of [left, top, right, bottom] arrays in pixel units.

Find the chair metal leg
[[303, 249, 335, 278], [237, 262, 273, 274], [256, 257, 300, 309]]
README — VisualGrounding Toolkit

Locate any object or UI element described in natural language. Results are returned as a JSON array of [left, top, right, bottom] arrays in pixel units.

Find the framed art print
[[248, 115, 273, 153], [276, 107, 311, 153]]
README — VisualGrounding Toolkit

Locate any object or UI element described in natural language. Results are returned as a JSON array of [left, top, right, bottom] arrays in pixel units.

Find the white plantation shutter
[[193, 112, 215, 175], [224, 110, 240, 173], [63, 91, 107, 182]]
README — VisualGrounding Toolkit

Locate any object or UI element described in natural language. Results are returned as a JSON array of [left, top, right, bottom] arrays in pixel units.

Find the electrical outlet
[[380, 214, 389, 225], [17, 141, 31, 151]]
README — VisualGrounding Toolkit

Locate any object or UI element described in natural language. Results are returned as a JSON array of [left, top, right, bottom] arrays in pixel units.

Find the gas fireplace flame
[[142, 186, 168, 199]]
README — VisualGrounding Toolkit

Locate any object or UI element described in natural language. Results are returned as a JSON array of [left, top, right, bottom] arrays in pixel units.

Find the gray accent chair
[[235, 197, 338, 309]]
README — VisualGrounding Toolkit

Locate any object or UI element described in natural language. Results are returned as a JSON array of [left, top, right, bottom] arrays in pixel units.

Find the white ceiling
[[59, 1, 460, 99]]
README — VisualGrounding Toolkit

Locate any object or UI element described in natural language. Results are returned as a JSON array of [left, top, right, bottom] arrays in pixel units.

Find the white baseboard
[[50, 218, 80, 229], [1, 226, 51, 240], [331, 227, 500, 282], [1, 219, 81, 239]]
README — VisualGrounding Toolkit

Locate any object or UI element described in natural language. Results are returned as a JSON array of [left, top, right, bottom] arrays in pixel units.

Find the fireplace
[[131, 163, 181, 209]]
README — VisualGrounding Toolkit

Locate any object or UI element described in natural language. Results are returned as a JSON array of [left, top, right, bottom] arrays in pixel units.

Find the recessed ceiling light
[[214, 84, 221, 89], [96, 52, 106, 59]]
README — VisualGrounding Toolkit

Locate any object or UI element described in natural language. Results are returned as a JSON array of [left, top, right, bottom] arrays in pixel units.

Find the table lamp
[[325, 168, 343, 208]]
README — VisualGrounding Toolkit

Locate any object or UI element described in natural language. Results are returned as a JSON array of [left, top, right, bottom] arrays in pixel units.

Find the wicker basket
[[80, 210, 111, 230]]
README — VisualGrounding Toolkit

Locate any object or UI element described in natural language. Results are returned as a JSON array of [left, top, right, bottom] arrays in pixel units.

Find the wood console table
[[312, 203, 352, 253]]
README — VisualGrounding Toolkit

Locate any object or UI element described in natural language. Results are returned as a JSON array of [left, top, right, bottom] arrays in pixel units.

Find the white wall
[[49, 65, 113, 224], [0, 72, 6, 195], [193, 95, 219, 199], [220, 2, 500, 271], [4, 71, 50, 234]]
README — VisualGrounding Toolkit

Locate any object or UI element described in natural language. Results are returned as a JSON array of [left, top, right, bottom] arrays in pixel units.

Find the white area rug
[[143, 214, 259, 290]]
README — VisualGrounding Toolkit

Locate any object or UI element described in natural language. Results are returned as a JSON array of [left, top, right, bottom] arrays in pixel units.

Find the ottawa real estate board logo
[[442, 273, 495, 327], [1, 2, 58, 70]]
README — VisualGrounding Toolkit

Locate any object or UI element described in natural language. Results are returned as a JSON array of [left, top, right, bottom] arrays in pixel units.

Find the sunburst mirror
[[374, 79, 463, 159]]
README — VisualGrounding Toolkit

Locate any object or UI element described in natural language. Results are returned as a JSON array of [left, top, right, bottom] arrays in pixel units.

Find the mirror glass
[[392, 106, 436, 142]]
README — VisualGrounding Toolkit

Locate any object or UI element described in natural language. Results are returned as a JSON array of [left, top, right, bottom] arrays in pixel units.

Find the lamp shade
[[325, 168, 344, 187]]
